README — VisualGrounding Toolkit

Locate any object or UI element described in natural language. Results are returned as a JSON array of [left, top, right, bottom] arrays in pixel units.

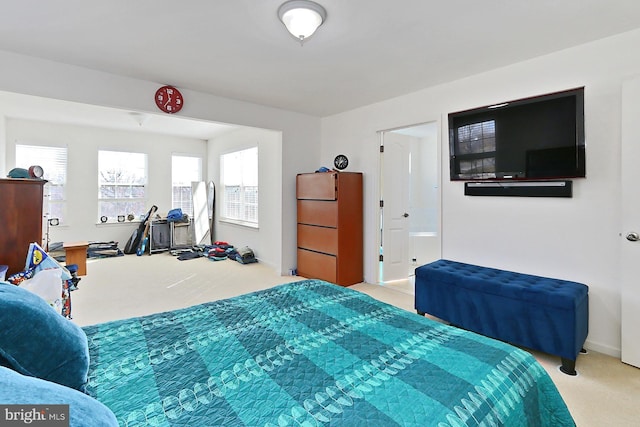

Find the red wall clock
[[155, 85, 184, 114]]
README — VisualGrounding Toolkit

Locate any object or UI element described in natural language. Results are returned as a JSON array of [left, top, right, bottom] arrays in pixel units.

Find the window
[[172, 155, 202, 217], [455, 120, 496, 178], [220, 147, 258, 225], [16, 144, 68, 223], [98, 150, 147, 221]]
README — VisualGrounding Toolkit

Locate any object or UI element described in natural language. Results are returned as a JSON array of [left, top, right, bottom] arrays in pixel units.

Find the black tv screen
[[448, 87, 585, 181]]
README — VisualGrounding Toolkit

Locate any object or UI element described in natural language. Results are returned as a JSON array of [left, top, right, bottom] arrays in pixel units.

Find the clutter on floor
[[87, 241, 123, 258], [123, 205, 158, 255], [170, 241, 258, 264], [49, 241, 123, 262], [234, 246, 258, 264], [5, 242, 77, 319]]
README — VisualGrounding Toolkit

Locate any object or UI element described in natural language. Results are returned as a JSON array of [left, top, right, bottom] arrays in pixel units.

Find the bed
[[80, 279, 574, 426]]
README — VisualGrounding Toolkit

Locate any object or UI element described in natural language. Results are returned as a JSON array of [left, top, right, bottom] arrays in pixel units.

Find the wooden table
[[63, 241, 89, 276]]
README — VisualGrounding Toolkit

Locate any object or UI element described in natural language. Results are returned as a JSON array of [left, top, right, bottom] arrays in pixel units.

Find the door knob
[[626, 232, 640, 242], [403, 213, 409, 218]]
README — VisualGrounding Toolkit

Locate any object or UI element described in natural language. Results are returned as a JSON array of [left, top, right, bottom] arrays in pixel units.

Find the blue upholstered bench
[[415, 259, 589, 375]]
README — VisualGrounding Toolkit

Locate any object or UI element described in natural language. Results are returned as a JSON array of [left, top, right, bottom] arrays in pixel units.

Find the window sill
[[47, 224, 70, 229], [219, 218, 259, 229], [95, 220, 141, 226]]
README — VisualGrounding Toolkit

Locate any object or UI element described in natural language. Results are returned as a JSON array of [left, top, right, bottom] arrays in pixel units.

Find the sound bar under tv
[[464, 181, 572, 198]]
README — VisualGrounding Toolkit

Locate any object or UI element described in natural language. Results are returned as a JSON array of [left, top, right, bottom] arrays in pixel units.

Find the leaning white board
[[191, 181, 209, 245]]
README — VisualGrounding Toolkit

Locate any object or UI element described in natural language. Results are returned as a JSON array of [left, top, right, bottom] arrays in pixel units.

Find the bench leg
[[560, 358, 577, 376]]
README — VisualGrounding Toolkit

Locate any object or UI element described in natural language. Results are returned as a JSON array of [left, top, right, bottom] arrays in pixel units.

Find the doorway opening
[[378, 121, 440, 293]]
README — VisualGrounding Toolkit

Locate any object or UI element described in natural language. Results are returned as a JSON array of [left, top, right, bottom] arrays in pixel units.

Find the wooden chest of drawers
[[0, 179, 46, 276], [296, 172, 363, 286]]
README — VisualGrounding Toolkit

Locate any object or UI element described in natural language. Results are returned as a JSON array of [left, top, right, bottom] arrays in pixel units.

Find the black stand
[[559, 349, 587, 376]]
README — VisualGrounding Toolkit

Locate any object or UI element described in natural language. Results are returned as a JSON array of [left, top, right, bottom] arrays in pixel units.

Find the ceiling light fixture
[[278, 0, 326, 45], [129, 112, 149, 127]]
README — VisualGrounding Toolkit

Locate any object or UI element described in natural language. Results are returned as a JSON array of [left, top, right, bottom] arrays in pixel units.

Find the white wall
[[0, 49, 322, 275], [5, 118, 207, 246], [321, 29, 640, 357], [207, 127, 282, 270]]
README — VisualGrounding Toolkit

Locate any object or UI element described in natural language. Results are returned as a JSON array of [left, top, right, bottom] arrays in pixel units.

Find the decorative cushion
[[0, 367, 118, 427], [0, 282, 89, 392]]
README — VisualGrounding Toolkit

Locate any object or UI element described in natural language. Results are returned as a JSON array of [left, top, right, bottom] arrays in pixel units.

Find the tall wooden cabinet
[[0, 179, 46, 276], [296, 172, 363, 286]]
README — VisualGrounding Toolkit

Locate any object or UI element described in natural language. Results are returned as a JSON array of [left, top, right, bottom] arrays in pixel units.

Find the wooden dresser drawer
[[297, 200, 338, 227], [297, 224, 338, 255], [296, 172, 337, 200], [297, 249, 337, 283]]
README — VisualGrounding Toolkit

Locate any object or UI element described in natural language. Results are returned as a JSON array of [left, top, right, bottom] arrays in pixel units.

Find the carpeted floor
[[71, 253, 640, 426]]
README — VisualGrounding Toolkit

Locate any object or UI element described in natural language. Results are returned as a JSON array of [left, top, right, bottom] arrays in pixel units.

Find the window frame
[[97, 150, 148, 223], [219, 146, 259, 228], [15, 143, 68, 225], [453, 119, 497, 179]]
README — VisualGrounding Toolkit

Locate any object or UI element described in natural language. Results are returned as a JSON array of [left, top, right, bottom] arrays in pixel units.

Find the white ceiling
[[1, 0, 640, 135]]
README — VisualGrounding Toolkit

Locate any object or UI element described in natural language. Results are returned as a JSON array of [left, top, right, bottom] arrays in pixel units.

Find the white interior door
[[381, 133, 410, 282], [621, 76, 640, 368]]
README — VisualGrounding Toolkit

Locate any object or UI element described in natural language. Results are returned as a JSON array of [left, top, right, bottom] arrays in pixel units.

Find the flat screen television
[[448, 87, 585, 181]]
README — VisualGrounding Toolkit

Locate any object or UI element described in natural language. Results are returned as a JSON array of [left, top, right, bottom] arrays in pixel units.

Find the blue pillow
[[0, 367, 118, 426], [0, 282, 89, 392]]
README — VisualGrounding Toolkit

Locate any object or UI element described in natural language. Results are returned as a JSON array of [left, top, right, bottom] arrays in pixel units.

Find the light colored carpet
[[72, 253, 640, 426]]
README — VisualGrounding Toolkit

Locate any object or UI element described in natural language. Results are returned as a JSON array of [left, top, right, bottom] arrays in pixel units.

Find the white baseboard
[[584, 339, 621, 358]]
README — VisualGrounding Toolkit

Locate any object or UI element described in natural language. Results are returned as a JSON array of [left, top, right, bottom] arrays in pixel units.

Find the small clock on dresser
[[28, 165, 44, 179], [333, 154, 349, 170]]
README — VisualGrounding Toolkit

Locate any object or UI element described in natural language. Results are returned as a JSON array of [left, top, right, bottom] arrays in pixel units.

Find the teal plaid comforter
[[83, 279, 575, 426]]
